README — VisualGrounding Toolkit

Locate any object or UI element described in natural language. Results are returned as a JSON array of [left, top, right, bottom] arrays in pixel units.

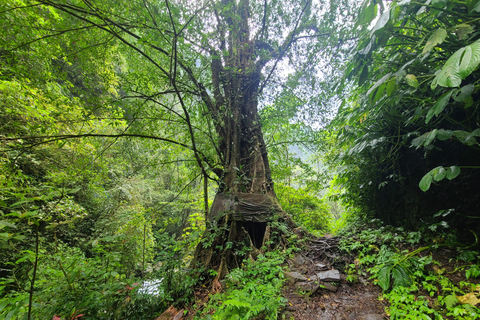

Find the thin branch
[[258, 0, 311, 94], [0, 3, 43, 14], [1, 133, 192, 150]]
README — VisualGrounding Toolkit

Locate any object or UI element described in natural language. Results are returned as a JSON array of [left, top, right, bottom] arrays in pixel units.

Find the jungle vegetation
[[1, 0, 480, 318]]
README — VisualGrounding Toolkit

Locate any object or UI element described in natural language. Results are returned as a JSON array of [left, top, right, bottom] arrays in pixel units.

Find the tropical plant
[[332, 0, 480, 228]]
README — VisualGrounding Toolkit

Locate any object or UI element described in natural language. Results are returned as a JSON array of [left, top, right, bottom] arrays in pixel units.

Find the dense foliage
[[333, 0, 480, 231], [3, 0, 480, 318], [339, 219, 480, 319], [0, 0, 340, 318]]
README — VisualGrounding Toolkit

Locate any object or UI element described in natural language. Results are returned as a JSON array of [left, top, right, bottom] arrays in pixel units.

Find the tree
[[1, 0, 357, 278]]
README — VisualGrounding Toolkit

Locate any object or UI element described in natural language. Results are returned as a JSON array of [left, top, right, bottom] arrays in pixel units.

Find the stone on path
[[320, 282, 338, 292], [314, 263, 328, 270], [291, 254, 307, 266], [316, 269, 341, 282], [285, 271, 308, 282], [294, 281, 319, 294]]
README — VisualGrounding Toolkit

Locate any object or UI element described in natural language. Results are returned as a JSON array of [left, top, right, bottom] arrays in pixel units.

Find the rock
[[319, 281, 338, 292], [292, 254, 307, 266], [285, 271, 308, 282], [360, 314, 385, 320], [347, 311, 357, 320], [316, 269, 341, 282], [315, 263, 328, 270], [295, 281, 319, 294]]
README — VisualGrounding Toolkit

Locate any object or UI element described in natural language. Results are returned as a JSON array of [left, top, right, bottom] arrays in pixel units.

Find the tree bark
[[191, 0, 293, 279]]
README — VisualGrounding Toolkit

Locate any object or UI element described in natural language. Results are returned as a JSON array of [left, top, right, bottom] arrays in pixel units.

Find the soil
[[164, 235, 389, 320], [281, 236, 388, 320]]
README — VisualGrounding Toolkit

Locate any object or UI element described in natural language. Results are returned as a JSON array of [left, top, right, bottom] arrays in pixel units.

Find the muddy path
[[281, 236, 387, 320]]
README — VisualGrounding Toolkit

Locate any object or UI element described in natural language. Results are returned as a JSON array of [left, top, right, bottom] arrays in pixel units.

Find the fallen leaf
[[457, 292, 480, 305]]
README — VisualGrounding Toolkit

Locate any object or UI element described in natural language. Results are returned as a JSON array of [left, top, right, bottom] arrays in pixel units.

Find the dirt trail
[[281, 236, 387, 320]]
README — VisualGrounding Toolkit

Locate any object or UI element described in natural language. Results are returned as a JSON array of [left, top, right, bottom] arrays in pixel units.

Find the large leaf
[[457, 292, 480, 306], [454, 130, 477, 145], [419, 168, 435, 192], [425, 90, 453, 123], [370, 9, 390, 36], [454, 23, 474, 41], [392, 265, 413, 288], [432, 39, 480, 89], [420, 166, 461, 191], [367, 73, 392, 96], [405, 74, 419, 88], [422, 28, 447, 54], [378, 265, 392, 291], [436, 129, 454, 140], [357, 0, 378, 28], [453, 84, 475, 102], [431, 49, 464, 89], [446, 166, 461, 180], [459, 40, 480, 78]]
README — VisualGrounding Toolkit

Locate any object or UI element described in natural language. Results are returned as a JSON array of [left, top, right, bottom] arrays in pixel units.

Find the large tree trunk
[[192, 0, 292, 279]]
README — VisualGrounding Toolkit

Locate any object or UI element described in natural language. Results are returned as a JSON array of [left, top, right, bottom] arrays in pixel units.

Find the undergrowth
[[338, 219, 480, 319], [193, 250, 288, 320]]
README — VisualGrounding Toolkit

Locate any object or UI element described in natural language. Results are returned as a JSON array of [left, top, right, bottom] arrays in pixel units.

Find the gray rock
[[321, 282, 338, 292], [292, 254, 307, 266], [295, 281, 319, 294], [360, 314, 385, 320], [315, 263, 328, 270], [347, 311, 357, 320], [285, 271, 308, 282], [316, 269, 341, 282]]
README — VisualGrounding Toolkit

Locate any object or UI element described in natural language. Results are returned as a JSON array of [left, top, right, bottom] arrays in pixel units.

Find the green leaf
[[378, 265, 392, 291], [433, 167, 446, 181], [0, 221, 16, 229], [444, 294, 459, 309], [422, 28, 447, 54], [370, 9, 390, 36], [426, 90, 453, 123], [453, 84, 475, 102], [386, 80, 397, 96], [459, 40, 480, 79], [367, 73, 392, 96], [446, 166, 461, 180], [436, 129, 453, 140], [454, 24, 475, 41], [405, 74, 419, 88], [470, 128, 480, 137], [357, 0, 378, 28], [359, 65, 369, 86], [425, 129, 438, 146], [419, 167, 442, 192], [411, 132, 428, 148], [473, 1, 480, 12], [432, 48, 465, 89], [454, 130, 477, 145], [392, 265, 413, 288]]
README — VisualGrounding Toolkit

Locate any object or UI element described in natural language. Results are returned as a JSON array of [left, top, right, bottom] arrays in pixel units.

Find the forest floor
[[281, 235, 387, 320]]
